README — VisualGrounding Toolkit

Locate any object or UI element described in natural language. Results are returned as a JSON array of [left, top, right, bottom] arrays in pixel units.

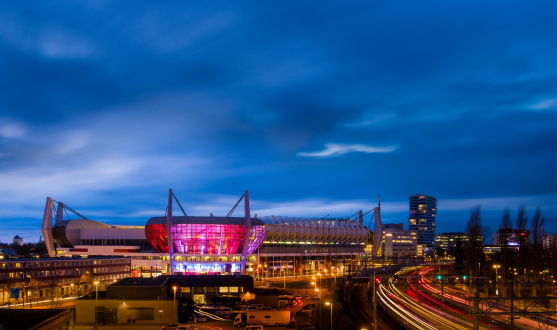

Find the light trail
[[194, 309, 230, 321], [417, 266, 557, 330]]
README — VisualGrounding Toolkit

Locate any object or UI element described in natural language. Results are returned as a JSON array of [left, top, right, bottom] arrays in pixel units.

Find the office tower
[[408, 194, 437, 254]]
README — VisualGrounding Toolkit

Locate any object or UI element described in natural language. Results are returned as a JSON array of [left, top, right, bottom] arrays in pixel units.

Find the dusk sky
[[1, 1, 556, 243]]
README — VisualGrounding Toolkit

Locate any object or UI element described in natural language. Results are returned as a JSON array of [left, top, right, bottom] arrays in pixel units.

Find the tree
[[530, 207, 545, 246], [516, 205, 528, 231], [501, 208, 512, 229], [436, 246, 445, 260], [465, 206, 484, 265], [16, 244, 34, 257]]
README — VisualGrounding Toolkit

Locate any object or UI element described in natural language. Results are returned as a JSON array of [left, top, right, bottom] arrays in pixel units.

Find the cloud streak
[[296, 143, 397, 158]]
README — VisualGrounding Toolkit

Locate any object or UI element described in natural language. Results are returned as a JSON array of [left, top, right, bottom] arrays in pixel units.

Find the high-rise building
[[408, 194, 437, 253]]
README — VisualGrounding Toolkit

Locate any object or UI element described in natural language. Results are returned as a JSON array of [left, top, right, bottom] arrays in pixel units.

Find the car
[[215, 302, 223, 308], [206, 302, 214, 308], [161, 324, 179, 330], [196, 315, 206, 322], [216, 307, 233, 316], [306, 304, 316, 309], [243, 326, 264, 330], [249, 303, 263, 309], [313, 294, 320, 301], [294, 294, 301, 298]]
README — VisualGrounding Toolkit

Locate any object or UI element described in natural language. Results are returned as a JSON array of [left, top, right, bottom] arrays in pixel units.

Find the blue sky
[[1, 1, 556, 243]]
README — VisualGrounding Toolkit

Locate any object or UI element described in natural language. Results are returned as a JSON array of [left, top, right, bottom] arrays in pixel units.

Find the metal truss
[[259, 215, 370, 245]]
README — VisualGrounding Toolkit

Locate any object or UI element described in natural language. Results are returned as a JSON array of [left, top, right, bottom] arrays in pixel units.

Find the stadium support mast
[[167, 189, 175, 275], [241, 190, 251, 275], [372, 195, 383, 261], [55, 201, 64, 224], [41, 197, 55, 257]]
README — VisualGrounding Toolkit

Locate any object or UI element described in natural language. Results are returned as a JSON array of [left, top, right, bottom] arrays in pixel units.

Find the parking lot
[[184, 297, 319, 330]]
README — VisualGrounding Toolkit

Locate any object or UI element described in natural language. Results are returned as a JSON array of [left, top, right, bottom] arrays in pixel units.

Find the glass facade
[[145, 222, 266, 255]]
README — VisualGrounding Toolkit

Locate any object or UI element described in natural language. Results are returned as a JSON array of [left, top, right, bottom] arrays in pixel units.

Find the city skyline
[[1, 1, 556, 242]]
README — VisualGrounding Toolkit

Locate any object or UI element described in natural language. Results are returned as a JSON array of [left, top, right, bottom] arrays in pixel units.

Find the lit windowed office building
[[408, 194, 437, 255], [0, 256, 130, 306], [43, 197, 370, 279], [381, 223, 417, 257]]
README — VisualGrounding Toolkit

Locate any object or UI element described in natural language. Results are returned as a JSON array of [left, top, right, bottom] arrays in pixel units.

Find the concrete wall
[[76, 299, 174, 326]]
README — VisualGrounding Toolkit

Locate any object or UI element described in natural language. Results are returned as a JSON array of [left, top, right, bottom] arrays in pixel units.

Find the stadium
[[42, 191, 374, 279]]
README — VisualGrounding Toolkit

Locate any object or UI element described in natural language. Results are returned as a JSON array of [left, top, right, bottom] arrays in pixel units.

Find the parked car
[[294, 294, 301, 299], [249, 303, 263, 310], [196, 315, 206, 322], [216, 307, 233, 316], [305, 304, 316, 309], [161, 324, 179, 330], [206, 302, 215, 308], [313, 294, 320, 301], [215, 302, 223, 308], [304, 295, 310, 300]]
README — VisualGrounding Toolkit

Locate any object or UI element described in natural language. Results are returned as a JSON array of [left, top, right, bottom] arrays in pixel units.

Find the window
[[229, 287, 238, 293], [207, 287, 215, 293], [181, 287, 190, 293], [219, 287, 228, 293], [194, 287, 204, 293]]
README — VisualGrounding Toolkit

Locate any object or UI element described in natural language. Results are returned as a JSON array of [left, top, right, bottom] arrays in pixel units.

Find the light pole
[[94, 281, 99, 329], [282, 268, 286, 289], [173, 286, 177, 323], [494, 265, 500, 296], [325, 301, 333, 330], [159, 308, 163, 328], [27, 274, 32, 309]]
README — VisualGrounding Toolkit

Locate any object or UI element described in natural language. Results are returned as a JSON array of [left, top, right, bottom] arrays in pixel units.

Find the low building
[[493, 228, 530, 247], [483, 245, 501, 256], [75, 275, 254, 328], [434, 232, 469, 252], [0, 256, 131, 306], [381, 223, 417, 257], [13, 235, 24, 246]]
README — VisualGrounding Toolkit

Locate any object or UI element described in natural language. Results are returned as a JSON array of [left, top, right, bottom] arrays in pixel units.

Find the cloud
[[0, 123, 25, 138], [529, 98, 557, 110], [296, 143, 397, 158]]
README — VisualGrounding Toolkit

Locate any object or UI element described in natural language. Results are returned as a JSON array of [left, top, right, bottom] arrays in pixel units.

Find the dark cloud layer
[[0, 1, 556, 242]]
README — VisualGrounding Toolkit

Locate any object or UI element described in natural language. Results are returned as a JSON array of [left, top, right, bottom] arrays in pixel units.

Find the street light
[[173, 286, 177, 323], [325, 302, 333, 330], [159, 308, 163, 328], [94, 281, 99, 330], [493, 265, 501, 296], [26, 274, 32, 310]]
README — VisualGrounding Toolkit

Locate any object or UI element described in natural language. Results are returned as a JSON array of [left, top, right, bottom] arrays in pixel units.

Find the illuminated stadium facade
[[41, 191, 372, 279]]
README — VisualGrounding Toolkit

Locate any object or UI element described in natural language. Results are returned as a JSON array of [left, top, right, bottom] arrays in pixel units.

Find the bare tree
[[530, 207, 545, 246], [501, 208, 512, 229], [516, 205, 528, 231], [465, 205, 484, 265]]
